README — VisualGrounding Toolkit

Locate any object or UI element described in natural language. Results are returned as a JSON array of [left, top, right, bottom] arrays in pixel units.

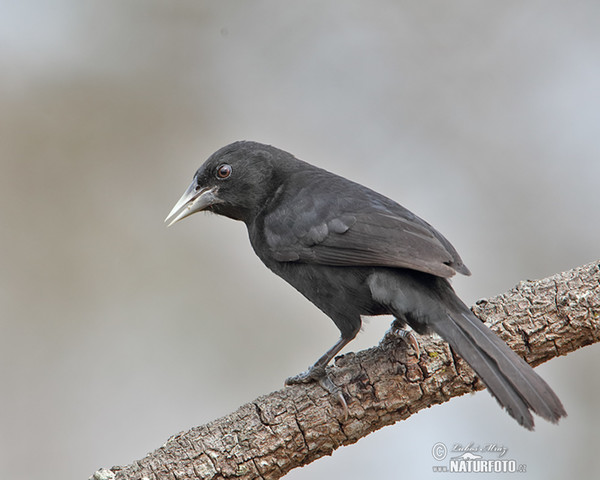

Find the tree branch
[[92, 261, 600, 480]]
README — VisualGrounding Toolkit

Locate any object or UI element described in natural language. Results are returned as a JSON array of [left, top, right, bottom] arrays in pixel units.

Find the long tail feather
[[433, 308, 565, 429], [369, 269, 567, 429]]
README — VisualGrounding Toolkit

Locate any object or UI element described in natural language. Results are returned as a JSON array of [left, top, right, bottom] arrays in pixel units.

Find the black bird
[[165, 141, 566, 429]]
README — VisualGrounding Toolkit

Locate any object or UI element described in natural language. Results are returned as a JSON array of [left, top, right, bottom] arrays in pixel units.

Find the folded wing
[[264, 184, 470, 278]]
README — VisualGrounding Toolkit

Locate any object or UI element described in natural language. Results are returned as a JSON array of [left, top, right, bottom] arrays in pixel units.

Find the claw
[[390, 322, 421, 359], [285, 366, 348, 420], [319, 375, 348, 420], [404, 330, 421, 359]]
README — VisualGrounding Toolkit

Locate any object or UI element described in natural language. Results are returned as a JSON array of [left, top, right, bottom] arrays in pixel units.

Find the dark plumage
[[165, 140, 566, 429]]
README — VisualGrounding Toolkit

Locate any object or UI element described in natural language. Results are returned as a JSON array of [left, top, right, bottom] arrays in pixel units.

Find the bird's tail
[[369, 270, 566, 429], [431, 305, 566, 429]]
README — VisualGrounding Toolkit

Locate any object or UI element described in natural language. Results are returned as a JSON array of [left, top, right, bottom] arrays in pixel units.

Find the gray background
[[1, 1, 598, 479]]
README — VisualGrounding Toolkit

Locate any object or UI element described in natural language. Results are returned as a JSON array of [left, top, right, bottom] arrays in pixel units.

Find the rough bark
[[91, 261, 600, 480]]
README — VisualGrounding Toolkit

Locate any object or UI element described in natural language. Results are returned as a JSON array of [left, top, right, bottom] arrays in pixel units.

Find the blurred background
[[1, 1, 599, 479]]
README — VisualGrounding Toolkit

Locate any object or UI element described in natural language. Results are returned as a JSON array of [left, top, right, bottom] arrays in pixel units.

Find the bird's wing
[[263, 185, 470, 278]]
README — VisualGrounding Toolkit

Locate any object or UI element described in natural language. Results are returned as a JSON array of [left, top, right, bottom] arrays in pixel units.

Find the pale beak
[[164, 182, 218, 226]]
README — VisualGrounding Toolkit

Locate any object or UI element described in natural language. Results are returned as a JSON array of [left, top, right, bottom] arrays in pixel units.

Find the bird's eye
[[216, 164, 232, 179]]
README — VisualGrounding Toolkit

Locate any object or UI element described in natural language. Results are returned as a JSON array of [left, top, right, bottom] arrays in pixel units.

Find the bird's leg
[[285, 336, 352, 418], [285, 336, 351, 384]]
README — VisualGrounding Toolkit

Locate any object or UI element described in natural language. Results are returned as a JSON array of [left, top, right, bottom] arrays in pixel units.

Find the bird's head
[[165, 141, 289, 226]]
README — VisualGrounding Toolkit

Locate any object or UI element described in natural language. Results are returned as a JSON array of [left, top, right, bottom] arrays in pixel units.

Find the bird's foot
[[318, 376, 348, 420], [388, 322, 421, 359], [285, 366, 348, 420], [285, 365, 327, 385]]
